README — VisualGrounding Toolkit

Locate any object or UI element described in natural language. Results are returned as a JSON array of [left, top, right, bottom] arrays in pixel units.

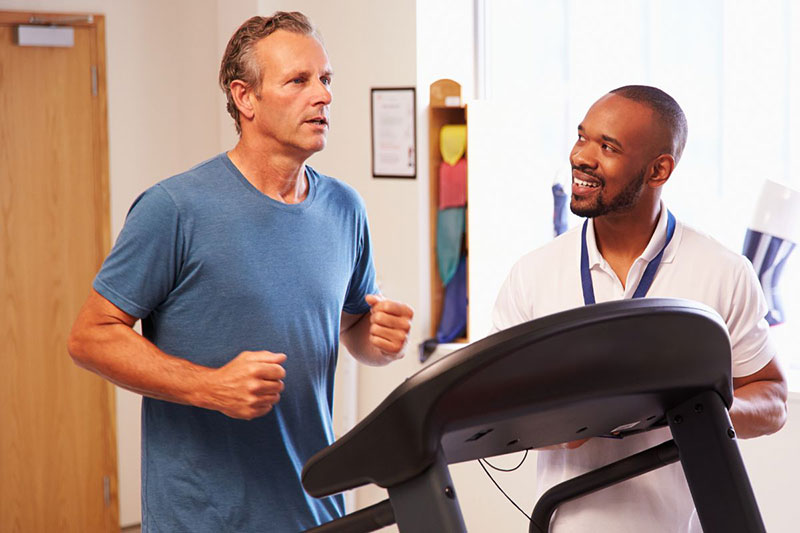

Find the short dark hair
[[219, 12, 320, 135], [610, 85, 688, 163]]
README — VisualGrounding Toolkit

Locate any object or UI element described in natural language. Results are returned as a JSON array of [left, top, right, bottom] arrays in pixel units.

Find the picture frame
[[370, 87, 416, 178]]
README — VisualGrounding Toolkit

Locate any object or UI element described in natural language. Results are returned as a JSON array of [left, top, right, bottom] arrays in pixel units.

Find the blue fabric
[[580, 211, 675, 305], [743, 229, 796, 325], [631, 211, 676, 299], [436, 208, 465, 285], [93, 153, 378, 532], [579, 219, 595, 305], [436, 256, 468, 343], [552, 183, 568, 237]]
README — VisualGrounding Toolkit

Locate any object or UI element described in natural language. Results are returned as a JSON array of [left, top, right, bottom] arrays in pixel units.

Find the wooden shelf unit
[[428, 79, 468, 341]]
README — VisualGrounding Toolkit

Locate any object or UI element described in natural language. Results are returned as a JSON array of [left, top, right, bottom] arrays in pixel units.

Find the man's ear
[[648, 154, 675, 189], [230, 79, 256, 122]]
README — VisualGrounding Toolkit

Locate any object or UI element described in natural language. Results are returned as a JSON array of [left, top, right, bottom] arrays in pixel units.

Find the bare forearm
[[341, 312, 395, 366], [68, 320, 213, 408], [68, 289, 286, 420], [730, 380, 787, 439]]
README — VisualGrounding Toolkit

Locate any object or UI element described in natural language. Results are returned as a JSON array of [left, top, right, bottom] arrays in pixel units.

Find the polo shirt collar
[[585, 201, 681, 268]]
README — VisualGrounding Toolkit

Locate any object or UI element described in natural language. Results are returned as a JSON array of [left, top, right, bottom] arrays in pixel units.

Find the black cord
[[482, 449, 529, 472], [478, 456, 532, 521]]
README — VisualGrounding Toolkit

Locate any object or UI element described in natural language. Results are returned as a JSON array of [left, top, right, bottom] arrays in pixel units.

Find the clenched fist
[[204, 350, 286, 420], [365, 294, 414, 360]]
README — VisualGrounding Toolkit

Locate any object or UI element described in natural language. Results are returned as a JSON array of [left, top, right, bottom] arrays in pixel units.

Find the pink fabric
[[439, 158, 467, 209]]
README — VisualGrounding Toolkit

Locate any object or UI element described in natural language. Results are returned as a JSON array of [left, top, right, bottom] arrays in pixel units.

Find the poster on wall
[[371, 87, 416, 178]]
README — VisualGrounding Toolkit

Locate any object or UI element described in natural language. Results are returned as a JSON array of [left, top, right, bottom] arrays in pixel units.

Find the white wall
[[739, 394, 800, 533], [217, 1, 258, 152]]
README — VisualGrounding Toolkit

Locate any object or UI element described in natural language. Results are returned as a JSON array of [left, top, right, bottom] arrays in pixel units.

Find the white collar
[[584, 201, 681, 268]]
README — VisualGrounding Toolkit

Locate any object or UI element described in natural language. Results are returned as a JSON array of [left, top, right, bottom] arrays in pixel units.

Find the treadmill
[[301, 299, 766, 532]]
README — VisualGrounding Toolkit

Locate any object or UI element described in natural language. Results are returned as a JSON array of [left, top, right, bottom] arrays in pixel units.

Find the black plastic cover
[[302, 298, 732, 498]]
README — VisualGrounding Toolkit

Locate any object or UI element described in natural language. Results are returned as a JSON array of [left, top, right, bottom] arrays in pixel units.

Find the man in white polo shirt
[[492, 85, 788, 532]]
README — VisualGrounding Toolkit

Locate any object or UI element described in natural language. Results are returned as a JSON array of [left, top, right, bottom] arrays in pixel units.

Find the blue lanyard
[[580, 211, 676, 305]]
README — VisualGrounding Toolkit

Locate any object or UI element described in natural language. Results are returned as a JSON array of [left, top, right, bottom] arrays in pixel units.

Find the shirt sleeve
[[342, 206, 379, 315], [727, 256, 777, 378], [93, 184, 184, 318]]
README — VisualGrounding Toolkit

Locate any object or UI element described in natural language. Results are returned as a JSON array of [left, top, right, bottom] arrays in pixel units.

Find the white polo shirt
[[491, 205, 775, 533]]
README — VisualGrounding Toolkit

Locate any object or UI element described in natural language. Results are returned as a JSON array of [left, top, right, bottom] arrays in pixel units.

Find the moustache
[[571, 165, 605, 185]]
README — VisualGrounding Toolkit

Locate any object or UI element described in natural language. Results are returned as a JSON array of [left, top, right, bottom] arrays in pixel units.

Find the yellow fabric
[[439, 124, 467, 165]]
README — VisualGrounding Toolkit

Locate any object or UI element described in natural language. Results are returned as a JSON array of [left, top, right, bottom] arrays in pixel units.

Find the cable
[[482, 449, 529, 472], [478, 455, 531, 521]]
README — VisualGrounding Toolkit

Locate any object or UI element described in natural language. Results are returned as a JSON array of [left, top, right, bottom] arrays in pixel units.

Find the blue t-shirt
[[94, 153, 378, 532]]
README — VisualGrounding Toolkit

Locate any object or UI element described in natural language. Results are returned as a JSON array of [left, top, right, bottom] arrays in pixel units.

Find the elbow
[[771, 380, 790, 434], [66, 326, 91, 369], [759, 395, 788, 437], [771, 399, 789, 435]]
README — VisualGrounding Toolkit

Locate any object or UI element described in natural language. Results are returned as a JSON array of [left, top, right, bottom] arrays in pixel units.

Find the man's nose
[[570, 143, 596, 169], [314, 80, 332, 106]]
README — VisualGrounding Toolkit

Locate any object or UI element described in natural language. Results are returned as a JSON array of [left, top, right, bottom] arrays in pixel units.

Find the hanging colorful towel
[[436, 255, 468, 343], [439, 158, 467, 209], [742, 180, 799, 326], [743, 230, 796, 325], [436, 207, 465, 286], [439, 124, 467, 166], [418, 254, 468, 363]]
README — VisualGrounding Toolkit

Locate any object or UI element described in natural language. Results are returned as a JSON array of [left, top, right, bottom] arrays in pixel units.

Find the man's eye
[[292, 78, 306, 84], [577, 134, 586, 142], [321, 76, 331, 86], [602, 144, 615, 152]]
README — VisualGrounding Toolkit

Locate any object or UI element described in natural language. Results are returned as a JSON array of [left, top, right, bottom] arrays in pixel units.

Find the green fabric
[[436, 207, 465, 285]]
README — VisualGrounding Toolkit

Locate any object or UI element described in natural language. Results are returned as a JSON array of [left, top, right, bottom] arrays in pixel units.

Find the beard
[[570, 166, 647, 218]]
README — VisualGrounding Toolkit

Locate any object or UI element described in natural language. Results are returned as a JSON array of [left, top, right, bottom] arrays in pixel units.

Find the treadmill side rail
[[529, 440, 680, 533]]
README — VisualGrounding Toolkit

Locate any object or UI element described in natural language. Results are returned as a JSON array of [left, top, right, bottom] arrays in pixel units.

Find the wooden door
[[0, 12, 118, 532]]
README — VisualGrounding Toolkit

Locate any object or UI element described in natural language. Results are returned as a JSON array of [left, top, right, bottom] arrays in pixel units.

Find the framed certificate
[[371, 87, 416, 178]]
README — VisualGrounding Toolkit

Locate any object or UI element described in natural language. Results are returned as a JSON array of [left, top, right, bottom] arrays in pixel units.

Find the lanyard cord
[[580, 211, 676, 305]]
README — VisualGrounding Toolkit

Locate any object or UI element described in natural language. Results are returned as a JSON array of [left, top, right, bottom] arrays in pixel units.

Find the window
[[482, 0, 800, 388]]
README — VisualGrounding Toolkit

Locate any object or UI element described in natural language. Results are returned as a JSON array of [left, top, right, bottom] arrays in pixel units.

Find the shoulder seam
[[153, 183, 187, 277]]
